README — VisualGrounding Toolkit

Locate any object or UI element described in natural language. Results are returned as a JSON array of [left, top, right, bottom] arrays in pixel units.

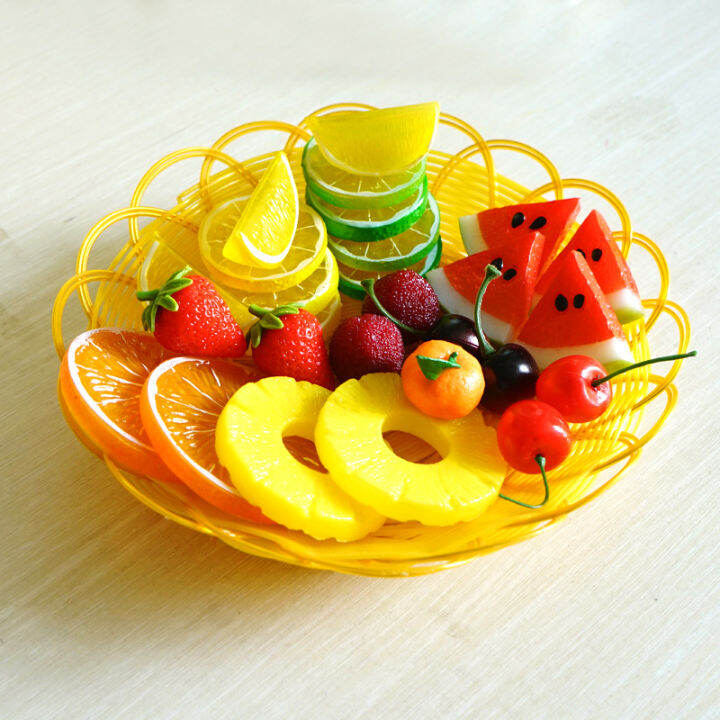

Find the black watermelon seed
[[573, 293, 585, 308], [577, 249, 586, 258], [529, 216, 547, 230], [491, 257, 503, 270], [591, 248, 603, 262], [511, 212, 525, 228], [555, 294, 568, 311], [503, 268, 517, 281]]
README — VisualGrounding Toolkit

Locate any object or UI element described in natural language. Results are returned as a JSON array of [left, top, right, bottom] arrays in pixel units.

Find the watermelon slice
[[533, 210, 643, 324], [427, 232, 544, 344], [515, 250, 633, 372], [459, 198, 580, 269]]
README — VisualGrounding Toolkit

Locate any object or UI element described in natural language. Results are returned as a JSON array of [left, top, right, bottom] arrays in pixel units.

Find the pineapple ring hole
[[281, 417, 328, 474], [381, 430, 445, 465]]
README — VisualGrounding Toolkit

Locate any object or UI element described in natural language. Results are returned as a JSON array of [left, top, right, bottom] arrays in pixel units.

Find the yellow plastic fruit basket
[[52, 104, 691, 577]]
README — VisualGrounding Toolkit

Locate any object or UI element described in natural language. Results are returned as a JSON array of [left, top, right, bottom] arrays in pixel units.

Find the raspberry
[[362, 269, 442, 342], [329, 314, 404, 382]]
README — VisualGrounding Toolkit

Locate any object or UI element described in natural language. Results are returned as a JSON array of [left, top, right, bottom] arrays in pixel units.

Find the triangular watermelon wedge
[[459, 198, 580, 269], [515, 250, 633, 372], [533, 210, 643, 324], [426, 232, 544, 344]]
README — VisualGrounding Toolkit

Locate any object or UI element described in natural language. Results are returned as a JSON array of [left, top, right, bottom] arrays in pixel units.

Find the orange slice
[[140, 356, 274, 524], [59, 328, 179, 483]]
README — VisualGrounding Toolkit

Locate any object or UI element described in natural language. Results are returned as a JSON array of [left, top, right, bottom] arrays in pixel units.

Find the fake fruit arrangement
[[57, 102, 696, 549]]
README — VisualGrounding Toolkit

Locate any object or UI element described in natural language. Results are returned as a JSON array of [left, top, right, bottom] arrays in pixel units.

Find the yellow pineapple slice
[[215, 377, 384, 542], [315, 373, 506, 526]]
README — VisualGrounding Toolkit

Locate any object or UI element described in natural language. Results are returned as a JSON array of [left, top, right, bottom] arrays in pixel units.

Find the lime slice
[[328, 194, 440, 272], [306, 176, 428, 242], [199, 198, 326, 292], [307, 102, 439, 176], [222, 152, 298, 267], [337, 234, 443, 300], [302, 138, 426, 209]]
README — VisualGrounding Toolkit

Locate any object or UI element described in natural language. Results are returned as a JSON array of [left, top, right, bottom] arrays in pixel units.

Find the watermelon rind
[[516, 337, 634, 372], [607, 288, 644, 324], [458, 214, 485, 255], [426, 266, 513, 344]]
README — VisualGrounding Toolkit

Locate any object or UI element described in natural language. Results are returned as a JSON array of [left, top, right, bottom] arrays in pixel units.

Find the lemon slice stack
[[302, 103, 443, 299]]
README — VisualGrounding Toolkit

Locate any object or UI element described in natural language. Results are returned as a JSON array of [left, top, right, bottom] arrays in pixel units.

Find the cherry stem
[[473, 264, 502, 357], [360, 279, 424, 335], [499, 455, 550, 509], [591, 350, 697, 386]]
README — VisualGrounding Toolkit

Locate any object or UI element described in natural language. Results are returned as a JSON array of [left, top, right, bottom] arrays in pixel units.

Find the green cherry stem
[[591, 350, 697, 386], [473, 264, 502, 357], [360, 279, 425, 336], [499, 455, 550, 509]]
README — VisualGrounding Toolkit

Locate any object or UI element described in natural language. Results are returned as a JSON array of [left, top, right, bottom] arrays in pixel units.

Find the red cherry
[[536, 355, 611, 423], [497, 400, 571, 474]]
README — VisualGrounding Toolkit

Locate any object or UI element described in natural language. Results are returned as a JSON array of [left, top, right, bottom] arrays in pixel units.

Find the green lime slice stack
[[300, 138, 442, 299]]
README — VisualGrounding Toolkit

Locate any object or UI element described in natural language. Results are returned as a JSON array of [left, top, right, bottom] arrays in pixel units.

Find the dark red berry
[[362, 270, 442, 342], [329, 314, 404, 382]]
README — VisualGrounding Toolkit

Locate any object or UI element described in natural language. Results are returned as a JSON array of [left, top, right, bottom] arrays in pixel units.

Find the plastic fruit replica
[[215, 377, 384, 541], [536, 351, 697, 423], [140, 356, 272, 523], [307, 102, 439, 176], [249, 305, 334, 390], [137, 268, 247, 357], [222, 151, 298, 267], [59, 328, 178, 484], [459, 198, 580, 269], [497, 400, 572, 508], [427, 231, 545, 343], [533, 210, 644, 324], [315, 373, 505, 525], [515, 250, 633, 371], [329, 314, 405, 382], [401, 341, 485, 419]]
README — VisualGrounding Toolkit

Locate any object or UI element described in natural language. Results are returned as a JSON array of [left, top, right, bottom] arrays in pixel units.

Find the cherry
[[496, 399, 572, 508], [537, 350, 697, 423], [472, 264, 539, 413], [427, 314, 481, 356]]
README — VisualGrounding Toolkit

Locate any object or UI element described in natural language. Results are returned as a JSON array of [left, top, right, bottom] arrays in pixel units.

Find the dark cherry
[[427, 314, 481, 356], [480, 343, 539, 414]]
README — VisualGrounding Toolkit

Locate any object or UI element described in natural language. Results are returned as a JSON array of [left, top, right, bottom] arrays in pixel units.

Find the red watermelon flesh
[[515, 250, 632, 371], [534, 210, 643, 324], [426, 232, 544, 344], [459, 198, 580, 269]]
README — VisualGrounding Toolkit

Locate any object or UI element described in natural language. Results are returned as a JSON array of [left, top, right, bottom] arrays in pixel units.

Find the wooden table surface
[[2, 1, 719, 718]]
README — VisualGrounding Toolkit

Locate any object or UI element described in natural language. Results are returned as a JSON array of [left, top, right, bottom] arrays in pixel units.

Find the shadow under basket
[[52, 105, 692, 577]]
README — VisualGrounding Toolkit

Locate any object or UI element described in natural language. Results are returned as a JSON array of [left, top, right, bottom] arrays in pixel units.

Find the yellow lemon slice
[[221, 152, 298, 267], [308, 102, 440, 176], [199, 198, 327, 293]]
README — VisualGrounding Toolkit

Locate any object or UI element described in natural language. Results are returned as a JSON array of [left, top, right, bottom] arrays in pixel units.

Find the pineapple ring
[[315, 373, 506, 526], [215, 377, 385, 542]]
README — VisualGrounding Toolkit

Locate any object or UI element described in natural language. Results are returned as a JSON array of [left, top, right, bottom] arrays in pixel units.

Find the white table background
[[2, 1, 719, 718]]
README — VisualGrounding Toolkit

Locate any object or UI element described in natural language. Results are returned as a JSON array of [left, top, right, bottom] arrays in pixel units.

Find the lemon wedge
[[222, 152, 298, 267], [307, 102, 440, 176]]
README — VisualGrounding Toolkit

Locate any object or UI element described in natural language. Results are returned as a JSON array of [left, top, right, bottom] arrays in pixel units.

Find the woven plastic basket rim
[[52, 104, 692, 577]]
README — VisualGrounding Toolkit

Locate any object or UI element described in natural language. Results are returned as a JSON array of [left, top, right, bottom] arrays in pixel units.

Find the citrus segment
[[216, 377, 385, 541], [199, 199, 326, 292], [302, 138, 426, 209], [222, 152, 298, 267], [140, 357, 273, 524], [306, 176, 428, 242], [59, 328, 179, 483], [315, 373, 506, 525], [328, 193, 440, 271], [307, 102, 439, 176]]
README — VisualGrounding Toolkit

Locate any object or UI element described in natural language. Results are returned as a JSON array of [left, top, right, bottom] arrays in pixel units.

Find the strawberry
[[136, 267, 246, 357], [249, 304, 334, 389]]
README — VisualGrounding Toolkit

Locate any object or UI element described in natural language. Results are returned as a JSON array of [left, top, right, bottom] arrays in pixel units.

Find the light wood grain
[[1, 1, 719, 718]]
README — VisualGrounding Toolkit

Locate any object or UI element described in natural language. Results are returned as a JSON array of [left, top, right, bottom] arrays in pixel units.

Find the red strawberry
[[249, 304, 334, 389], [361, 270, 442, 342], [136, 267, 246, 357], [329, 314, 404, 382]]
